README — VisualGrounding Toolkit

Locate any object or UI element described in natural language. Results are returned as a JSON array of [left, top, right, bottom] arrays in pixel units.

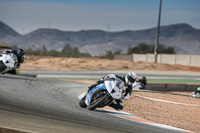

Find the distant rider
[[88, 72, 137, 111], [2, 48, 25, 74], [191, 87, 200, 98]]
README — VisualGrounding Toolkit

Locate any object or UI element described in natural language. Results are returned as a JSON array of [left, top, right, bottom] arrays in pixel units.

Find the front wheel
[[0, 61, 7, 74], [88, 94, 110, 110], [79, 96, 87, 108]]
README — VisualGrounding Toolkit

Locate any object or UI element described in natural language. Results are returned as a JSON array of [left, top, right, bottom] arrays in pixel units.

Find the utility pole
[[154, 0, 162, 63], [106, 24, 111, 42]]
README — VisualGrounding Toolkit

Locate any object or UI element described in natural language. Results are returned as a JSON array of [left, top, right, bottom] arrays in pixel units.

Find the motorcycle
[[79, 80, 122, 110], [191, 92, 200, 98], [0, 53, 18, 74], [133, 76, 147, 90]]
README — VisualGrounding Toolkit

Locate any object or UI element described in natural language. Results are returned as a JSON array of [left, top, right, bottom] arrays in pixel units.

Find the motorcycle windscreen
[[105, 81, 122, 99]]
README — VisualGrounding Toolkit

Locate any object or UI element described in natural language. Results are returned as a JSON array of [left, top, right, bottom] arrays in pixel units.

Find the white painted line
[[0, 126, 38, 133], [115, 115, 191, 133], [134, 95, 200, 107], [97, 108, 135, 116]]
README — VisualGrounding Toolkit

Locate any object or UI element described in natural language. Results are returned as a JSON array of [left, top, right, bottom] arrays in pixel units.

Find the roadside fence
[[114, 54, 200, 67]]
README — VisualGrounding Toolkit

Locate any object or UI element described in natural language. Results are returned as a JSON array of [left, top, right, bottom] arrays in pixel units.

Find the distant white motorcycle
[[132, 76, 147, 90], [191, 92, 200, 98], [0, 53, 18, 74]]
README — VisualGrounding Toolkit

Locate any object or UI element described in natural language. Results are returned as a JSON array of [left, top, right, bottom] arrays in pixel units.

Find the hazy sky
[[0, 0, 199, 34]]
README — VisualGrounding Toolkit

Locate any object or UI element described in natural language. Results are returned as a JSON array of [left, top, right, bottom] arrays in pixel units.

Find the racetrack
[[21, 70, 200, 80], [0, 75, 184, 133]]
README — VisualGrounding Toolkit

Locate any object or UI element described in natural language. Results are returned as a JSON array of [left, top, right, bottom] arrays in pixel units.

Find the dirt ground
[[21, 56, 200, 71], [21, 56, 200, 132], [126, 92, 200, 133]]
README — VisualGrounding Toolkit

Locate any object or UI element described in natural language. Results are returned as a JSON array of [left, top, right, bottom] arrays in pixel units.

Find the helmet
[[125, 72, 137, 85], [17, 48, 25, 57], [197, 87, 200, 92]]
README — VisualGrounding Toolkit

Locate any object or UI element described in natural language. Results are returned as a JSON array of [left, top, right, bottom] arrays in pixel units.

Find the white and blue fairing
[[0, 53, 17, 68], [86, 83, 106, 106], [86, 80, 122, 106], [104, 80, 122, 99], [0, 53, 18, 74]]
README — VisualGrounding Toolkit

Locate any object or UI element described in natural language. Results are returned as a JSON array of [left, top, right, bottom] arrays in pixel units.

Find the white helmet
[[125, 72, 137, 85]]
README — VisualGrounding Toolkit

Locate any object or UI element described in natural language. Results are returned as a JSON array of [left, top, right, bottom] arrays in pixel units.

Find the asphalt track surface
[[21, 70, 200, 80], [0, 75, 184, 133]]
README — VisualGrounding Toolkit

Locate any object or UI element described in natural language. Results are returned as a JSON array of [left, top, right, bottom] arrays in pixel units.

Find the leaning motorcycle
[[79, 80, 122, 110], [0, 53, 18, 74]]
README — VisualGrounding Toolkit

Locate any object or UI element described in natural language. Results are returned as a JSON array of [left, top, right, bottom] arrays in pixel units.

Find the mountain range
[[0, 20, 200, 56]]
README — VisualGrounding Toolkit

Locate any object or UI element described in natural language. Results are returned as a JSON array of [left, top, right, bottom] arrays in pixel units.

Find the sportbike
[[0, 53, 18, 74], [79, 79, 122, 110]]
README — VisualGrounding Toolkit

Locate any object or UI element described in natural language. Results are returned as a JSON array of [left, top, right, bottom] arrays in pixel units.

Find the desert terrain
[[22, 56, 200, 71], [21, 56, 200, 132]]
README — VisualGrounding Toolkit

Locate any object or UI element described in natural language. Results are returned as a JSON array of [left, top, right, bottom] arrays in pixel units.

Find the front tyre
[[0, 61, 7, 74], [79, 96, 87, 108], [88, 94, 110, 110]]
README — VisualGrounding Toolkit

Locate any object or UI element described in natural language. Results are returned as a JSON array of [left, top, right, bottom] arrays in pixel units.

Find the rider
[[137, 76, 147, 89], [191, 87, 200, 98], [2, 48, 25, 74], [88, 72, 137, 111]]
